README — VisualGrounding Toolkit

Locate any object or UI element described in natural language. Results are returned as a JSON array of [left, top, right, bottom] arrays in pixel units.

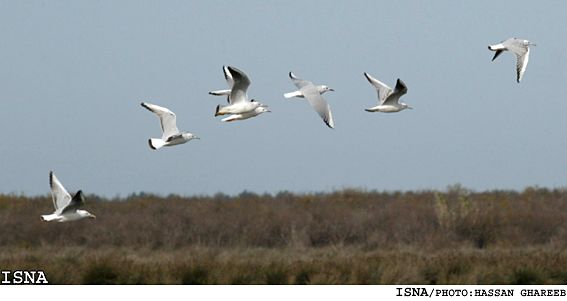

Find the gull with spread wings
[[488, 38, 536, 83], [214, 66, 267, 117], [41, 172, 96, 222], [288, 72, 335, 129], [364, 73, 412, 113], [141, 102, 199, 150], [210, 66, 270, 121]]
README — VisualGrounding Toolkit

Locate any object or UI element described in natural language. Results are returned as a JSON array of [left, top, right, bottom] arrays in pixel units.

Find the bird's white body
[[216, 101, 265, 116], [41, 172, 95, 222], [41, 210, 94, 222], [222, 107, 271, 122], [214, 66, 267, 116], [284, 85, 333, 98], [364, 73, 411, 113], [141, 102, 199, 150], [148, 132, 199, 150], [366, 104, 408, 113], [288, 72, 335, 129], [488, 38, 536, 83]]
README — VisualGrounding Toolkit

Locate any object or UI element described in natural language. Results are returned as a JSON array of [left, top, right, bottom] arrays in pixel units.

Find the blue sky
[[1, 1, 566, 197]]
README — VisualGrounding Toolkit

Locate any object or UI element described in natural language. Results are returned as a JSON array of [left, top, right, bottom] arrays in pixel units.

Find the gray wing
[[289, 72, 334, 129], [227, 66, 250, 105], [141, 102, 180, 140], [364, 73, 393, 105], [61, 190, 84, 214], [223, 65, 234, 90], [50, 171, 72, 212], [382, 79, 408, 106], [509, 45, 530, 83]]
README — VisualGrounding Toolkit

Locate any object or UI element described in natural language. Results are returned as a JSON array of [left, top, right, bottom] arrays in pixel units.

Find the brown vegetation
[[1, 186, 567, 284]]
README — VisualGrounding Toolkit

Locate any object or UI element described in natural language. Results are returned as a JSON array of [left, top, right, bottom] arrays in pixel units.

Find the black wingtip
[[73, 190, 85, 202], [491, 50, 502, 61], [215, 105, 220, 116], [148, 139, 156, 150]]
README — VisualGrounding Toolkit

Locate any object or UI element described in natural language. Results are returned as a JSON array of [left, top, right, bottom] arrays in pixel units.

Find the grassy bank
[[1, 186, 567, 284], [2, 246, 567, 284]]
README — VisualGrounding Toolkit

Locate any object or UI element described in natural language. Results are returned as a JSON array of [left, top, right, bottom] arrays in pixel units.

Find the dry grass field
[[1, 186, 567, 284]]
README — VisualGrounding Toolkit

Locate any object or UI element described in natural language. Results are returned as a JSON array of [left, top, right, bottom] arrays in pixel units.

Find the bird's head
[[184, 133, 200, 141], [320, 86, 334, 93], [252, 100, 268, 108], [79, 210, 96, 219]]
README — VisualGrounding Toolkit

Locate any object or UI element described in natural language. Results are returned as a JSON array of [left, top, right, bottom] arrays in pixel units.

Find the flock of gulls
[[41, 37, 536, 222]]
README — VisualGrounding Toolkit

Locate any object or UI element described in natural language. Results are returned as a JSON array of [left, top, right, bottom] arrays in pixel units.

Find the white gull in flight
[[214, 66, 267, 116], [41, 172, 96, 222], [488, 38, 536, 83], [288, 72, 334, 129], [364, 73, 412, 113], [141, 102, 200, 150]]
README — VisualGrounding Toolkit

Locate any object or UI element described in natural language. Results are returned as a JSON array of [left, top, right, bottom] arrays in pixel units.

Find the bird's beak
[[329, 89, 335, 92], [266, 110, 272, 113], [261, 104, 268, 107], [89, 214, 96, 219], [407, 106, 413, 110], [195, 136, 201, 140], [531, 43, 537, 46]]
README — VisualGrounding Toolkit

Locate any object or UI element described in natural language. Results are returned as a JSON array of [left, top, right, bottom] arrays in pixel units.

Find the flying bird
[[488, 38, 536, 83], [41, 172, 96, 222], [141, 102, 199, 150], [364, 73, 412, 113], [288, 72, 335, 129], [214, 66, 267, 116]]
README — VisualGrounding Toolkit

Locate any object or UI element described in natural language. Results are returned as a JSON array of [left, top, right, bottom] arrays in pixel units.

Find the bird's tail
[[41, 214, 57, 222], [209, 89, 231, 96], [148, 139, 166, 150], [283, 91, 300, 98], [215, 105, 227, 116], [488, 43, 505, 51]]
